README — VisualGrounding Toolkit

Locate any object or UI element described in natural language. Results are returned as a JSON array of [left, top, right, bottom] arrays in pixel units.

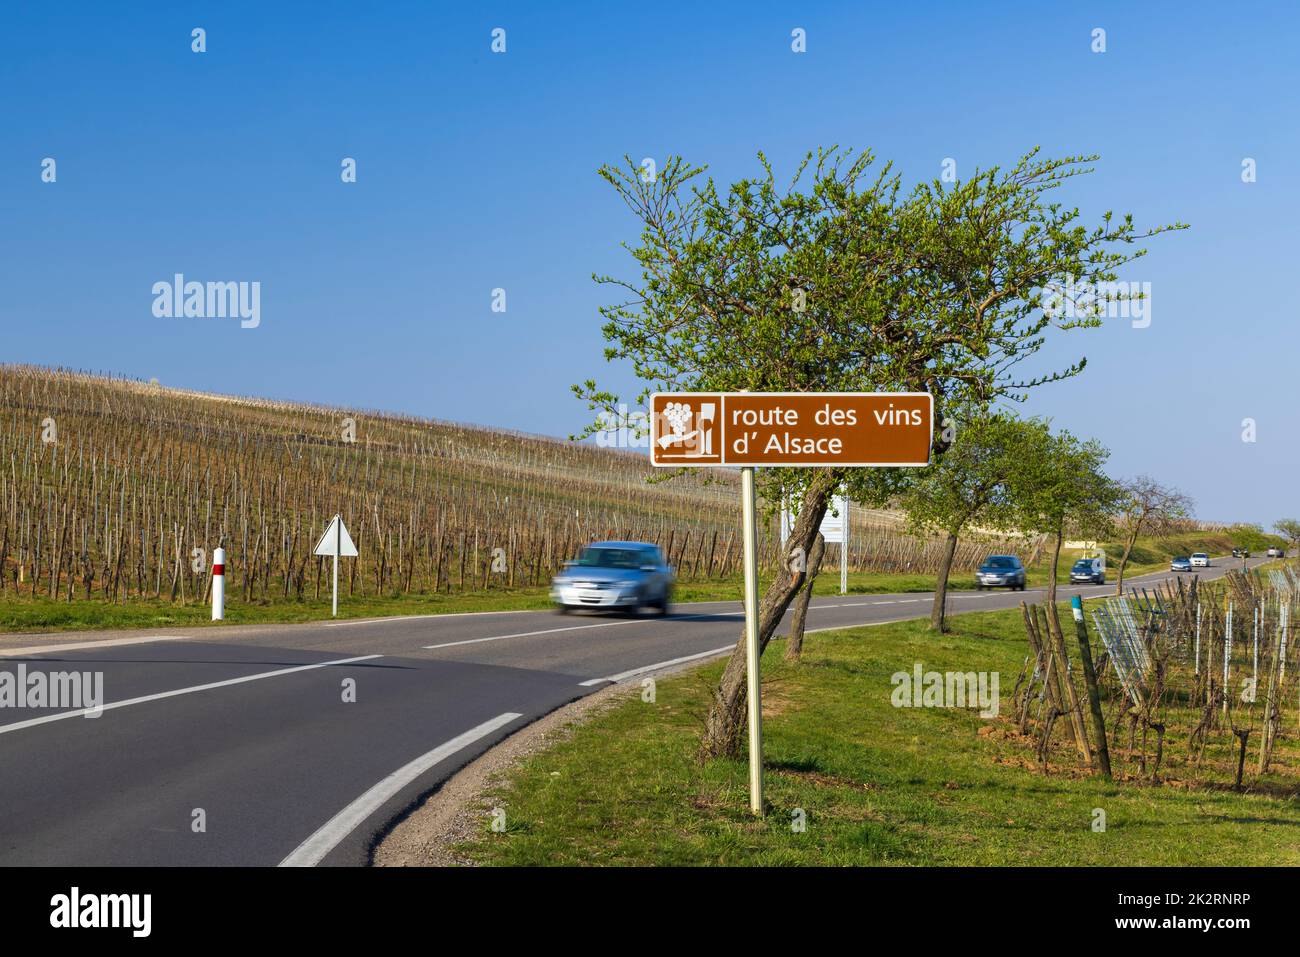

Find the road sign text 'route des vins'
[[650, 392, 933, 468]]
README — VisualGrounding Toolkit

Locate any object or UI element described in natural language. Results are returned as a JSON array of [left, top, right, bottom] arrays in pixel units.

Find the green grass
[[460, 607, 1300, 866], [0, 589, 561, 633]]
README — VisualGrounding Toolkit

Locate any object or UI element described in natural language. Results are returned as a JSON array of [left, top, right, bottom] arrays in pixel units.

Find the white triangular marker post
[[314, 514, 358, 617]]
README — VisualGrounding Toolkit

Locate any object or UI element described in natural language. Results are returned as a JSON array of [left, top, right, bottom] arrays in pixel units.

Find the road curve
[[0, 554, 1269, 865]]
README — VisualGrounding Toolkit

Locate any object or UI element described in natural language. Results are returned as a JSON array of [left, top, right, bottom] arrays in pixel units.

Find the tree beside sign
[[579, 146, 1185, 770]]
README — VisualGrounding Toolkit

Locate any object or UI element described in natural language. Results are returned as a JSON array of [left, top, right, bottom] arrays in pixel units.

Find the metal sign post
[[741, 466, 763, 815], [650, 391, 933, 816], [841, 506, 849, 596]]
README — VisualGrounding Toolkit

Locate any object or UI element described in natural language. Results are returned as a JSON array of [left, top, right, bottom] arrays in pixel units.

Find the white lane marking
[[0, 654, 381, 735], [279, 712, 522, 867], [424, 619, 643, 650], [326, 609, 538, 627], [422, 613, 743, 651], [579, 645, 736, 686], [0, 634, 188, 658], [327, 596, 757, 628]]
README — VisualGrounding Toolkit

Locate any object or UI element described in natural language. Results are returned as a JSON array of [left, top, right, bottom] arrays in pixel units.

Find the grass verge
[[458, 607, 1300, 866]]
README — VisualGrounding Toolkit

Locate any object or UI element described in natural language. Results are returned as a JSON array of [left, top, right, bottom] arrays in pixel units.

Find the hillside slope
[[0, 366, 751, 602]]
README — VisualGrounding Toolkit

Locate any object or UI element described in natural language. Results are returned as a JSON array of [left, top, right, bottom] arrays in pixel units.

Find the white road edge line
[[800, 617, 915, 636], [279, 711, 523, 867], [0, 654, 382, 735], [577, 613, 929, 688], [579, 645, 736, 686], [0, 634, 189, 658], [422, 613, 743, 651]]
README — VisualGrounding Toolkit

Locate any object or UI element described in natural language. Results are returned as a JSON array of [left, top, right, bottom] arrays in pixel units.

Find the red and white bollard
[[212, 547, 226, 621]]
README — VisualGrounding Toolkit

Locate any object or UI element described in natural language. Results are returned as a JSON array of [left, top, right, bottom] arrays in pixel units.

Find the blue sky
[[2, 1, 1297, 525]]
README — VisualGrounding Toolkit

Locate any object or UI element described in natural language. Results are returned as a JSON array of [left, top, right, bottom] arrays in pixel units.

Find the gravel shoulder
[[372, 679, 640, 866]]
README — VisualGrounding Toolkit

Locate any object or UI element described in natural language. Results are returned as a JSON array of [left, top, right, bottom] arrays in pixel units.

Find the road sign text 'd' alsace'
[[650, 392, 933, 468]]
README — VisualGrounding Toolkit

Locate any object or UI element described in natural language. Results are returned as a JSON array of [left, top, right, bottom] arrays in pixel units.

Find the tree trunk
[[1115, 527, 1139, 596], [700, 471, 838, 759], [930, 529, 960, 632], [1046, 527, 1062, 610], [785, 533, 826, 663]]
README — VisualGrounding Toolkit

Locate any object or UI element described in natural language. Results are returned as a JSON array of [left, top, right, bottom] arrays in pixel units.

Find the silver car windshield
[[576, 548, 648, 570]]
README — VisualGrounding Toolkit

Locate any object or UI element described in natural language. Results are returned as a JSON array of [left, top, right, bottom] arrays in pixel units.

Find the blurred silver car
[[1070, 558, 1105, 584], [551, 541, 674, 615]]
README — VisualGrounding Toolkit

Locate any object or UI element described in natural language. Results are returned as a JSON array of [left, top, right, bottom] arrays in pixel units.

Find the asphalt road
[[0, 554, 1271, 866]]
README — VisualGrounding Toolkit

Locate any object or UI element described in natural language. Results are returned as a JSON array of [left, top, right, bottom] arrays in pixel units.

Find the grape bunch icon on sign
[[657, 399, 717, 460]]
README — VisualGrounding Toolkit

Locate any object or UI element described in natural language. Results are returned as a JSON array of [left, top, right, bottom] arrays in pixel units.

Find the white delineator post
[[1223, 601, 1233, 716], [211, 547, 226, 621], [741, 466, 763, 816], [841, 497, 849, 596]]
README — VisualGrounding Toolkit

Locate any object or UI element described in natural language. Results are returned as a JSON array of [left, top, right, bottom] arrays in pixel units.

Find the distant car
[[1070, 558, 1105, 584], [1242, 549, 1251, 558], [976, 555, 1026, 590], [1190, 553, 1210, 568], [1268, 546, 1285, 558], [1231, 547, 1241, 558], [551, 541, 674, 615], [1171, 556, 1192, 572]]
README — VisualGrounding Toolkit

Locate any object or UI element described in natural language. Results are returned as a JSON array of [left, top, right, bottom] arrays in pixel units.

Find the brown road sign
[[650, 392, 932, 468]]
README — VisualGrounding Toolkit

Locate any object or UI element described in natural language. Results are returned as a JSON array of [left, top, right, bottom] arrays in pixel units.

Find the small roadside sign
[[781, 493, 847, 544], [314, 515, 358, 558], [314, 514, 357, 618], [817, 495, 848, 545], [650, 392, 932, 468], [782, 492, 851, 596]]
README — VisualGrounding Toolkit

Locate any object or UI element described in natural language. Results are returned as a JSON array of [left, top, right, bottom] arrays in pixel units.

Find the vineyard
[[1014, 564, 1300, 790], [0, 366, 1031, 610]]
